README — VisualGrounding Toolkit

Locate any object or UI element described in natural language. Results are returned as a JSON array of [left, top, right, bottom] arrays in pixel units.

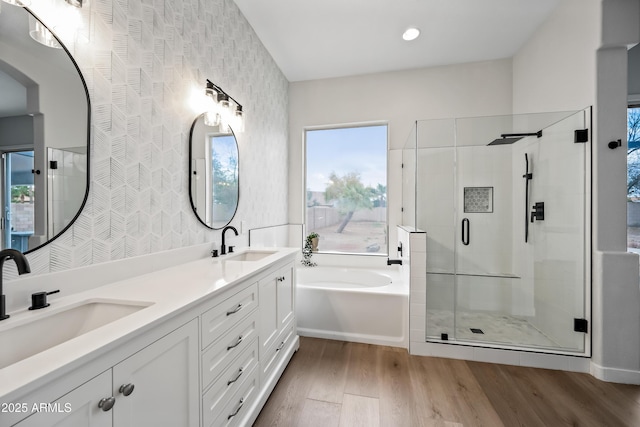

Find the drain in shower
[[470, 328, 484, 334]]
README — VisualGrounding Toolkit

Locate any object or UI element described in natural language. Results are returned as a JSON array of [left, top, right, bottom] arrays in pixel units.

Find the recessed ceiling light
[[402, 27, 420, 41]]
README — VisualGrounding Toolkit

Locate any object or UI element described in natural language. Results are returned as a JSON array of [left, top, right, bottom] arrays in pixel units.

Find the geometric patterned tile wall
[[22, 0, 289, 276]]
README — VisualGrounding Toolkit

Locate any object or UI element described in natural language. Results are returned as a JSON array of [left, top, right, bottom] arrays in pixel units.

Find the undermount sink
[[0, 299, 152, 369], [223, 250, 277, 262]]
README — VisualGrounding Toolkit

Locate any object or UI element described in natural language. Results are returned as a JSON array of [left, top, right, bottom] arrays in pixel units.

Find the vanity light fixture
[[1, 0, 31, 7], [204, 80, 245, 133], [64, 0, 84, 7], [402, 27, 420, 41], [24, 0, 88, 48], [29, 15, 61, 49]]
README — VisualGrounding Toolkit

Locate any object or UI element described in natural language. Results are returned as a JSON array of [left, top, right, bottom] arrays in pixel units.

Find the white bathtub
[[296, 266, 409, 348]]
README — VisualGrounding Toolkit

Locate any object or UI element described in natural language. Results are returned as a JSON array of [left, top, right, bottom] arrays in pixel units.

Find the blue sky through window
[[306, 125, 387, 192]]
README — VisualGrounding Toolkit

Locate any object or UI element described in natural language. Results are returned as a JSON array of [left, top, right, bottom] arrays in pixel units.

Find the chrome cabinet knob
[[119, 383, 135, 396], [98, 397, 116, 411]]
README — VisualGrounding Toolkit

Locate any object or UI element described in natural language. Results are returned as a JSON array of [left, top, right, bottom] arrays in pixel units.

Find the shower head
[[488, 136, 523, 145], [487, 131, 543, 146]]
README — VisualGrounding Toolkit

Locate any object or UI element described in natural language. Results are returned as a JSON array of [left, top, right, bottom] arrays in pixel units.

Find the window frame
[[627, 104, 640, 253], [303, 121, 389, 256]]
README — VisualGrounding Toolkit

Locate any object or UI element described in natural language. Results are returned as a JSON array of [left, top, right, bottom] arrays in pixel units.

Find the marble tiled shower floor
[[427, 310, 559, 348]]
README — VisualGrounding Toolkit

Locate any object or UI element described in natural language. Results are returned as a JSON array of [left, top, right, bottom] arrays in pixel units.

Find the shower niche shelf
[[463, 187, 493, 213]]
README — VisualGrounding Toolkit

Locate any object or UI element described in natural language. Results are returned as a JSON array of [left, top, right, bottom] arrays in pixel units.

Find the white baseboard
[[591, 362, 640, 385]]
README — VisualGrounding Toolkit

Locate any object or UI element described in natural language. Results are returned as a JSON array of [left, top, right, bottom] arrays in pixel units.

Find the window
[[305, 124, 388, 255], [629, 106, 640, 252], [3, 151, 35, 251]]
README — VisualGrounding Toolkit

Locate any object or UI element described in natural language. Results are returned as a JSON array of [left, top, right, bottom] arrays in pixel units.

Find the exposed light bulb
[[1, 0, 31, 7], [52, 3, 83, 43], [217, 93, 232, 133], [29, 16, 61, 49], [234, 105, 245, 133], [204, 110, 219, 127], [65, 0, 84, 7], [402, 27, 420, 41]]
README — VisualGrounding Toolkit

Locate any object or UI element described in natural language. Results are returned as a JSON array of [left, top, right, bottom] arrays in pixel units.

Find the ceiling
[[233, 0, 560, 82]]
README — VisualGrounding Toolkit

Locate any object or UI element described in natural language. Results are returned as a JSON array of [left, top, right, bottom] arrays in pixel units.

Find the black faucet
[[221, 226, 239, 255], [0, 249, 31, 320], [387, 258, 402, 266]]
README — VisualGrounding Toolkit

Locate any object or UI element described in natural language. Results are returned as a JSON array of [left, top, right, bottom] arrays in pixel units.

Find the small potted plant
[[301, 232, 319, 267], [308, 232, 319, 252]]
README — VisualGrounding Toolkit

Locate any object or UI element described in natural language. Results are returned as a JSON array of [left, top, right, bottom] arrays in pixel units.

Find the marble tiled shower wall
[[22, 0, 289, 275]]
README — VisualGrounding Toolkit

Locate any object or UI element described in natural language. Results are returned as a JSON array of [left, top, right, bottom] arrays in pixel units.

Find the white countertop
[[0, 247, 298, 401]]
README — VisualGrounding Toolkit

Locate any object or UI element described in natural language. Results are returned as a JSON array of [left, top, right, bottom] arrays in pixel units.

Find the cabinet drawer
[[202, 338, 259, 426], [202, 282, 258, 350], [208, 364, 259, 427], [202, 309, 258, 389], [260, 319, 295, 384]]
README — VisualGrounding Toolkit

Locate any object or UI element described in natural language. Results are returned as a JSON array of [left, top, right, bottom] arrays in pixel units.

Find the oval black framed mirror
[[0, 5, 90, 254], [189, 114, 239, 229]]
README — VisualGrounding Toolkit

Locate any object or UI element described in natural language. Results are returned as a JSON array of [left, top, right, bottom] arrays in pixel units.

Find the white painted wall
[[512, 0, 599, 113], [288, 59, 514, 252]]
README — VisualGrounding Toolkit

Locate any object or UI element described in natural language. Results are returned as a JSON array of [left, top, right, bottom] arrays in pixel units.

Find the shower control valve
[[531, 202, 545, 222]]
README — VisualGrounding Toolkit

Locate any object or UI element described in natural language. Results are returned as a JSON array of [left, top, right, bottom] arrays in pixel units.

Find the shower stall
[[403, 108, 591, 354]]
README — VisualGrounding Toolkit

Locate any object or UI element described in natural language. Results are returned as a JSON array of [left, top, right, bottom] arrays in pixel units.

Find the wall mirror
[[189, 114, 239, 229], [0, 5, 89, 253]]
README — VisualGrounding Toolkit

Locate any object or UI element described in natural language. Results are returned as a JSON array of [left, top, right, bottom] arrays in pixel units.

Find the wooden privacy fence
[[306, 206, 386, 231]]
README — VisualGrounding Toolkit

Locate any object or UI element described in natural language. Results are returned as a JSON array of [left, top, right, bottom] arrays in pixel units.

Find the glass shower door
[[454, 136, 521, 346], [525, 110, 588, 352], [421, 109, 590, 354]]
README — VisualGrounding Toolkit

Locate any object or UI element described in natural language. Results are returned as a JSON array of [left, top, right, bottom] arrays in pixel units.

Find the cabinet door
[[276, 263, 295, 329], [112, 318, 199, 427], [15, 370, 112, 427], [258, 272, 278, 357]]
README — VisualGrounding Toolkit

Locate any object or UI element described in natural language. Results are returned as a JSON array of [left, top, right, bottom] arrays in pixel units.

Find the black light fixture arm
[[206, 79, 243, 110]]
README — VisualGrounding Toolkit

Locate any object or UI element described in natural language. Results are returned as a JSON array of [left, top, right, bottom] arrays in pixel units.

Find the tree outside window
[[627, 107, 640, 249]]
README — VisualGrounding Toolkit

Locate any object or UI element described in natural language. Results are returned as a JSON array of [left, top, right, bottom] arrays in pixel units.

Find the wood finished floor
[[253, 337, 640, 427]]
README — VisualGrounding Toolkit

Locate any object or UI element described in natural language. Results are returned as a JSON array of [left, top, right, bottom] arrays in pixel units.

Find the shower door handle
[[461, 218, 470, 246]]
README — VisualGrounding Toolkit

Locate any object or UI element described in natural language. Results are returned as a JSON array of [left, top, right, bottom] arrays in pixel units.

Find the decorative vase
[[311, 237, 318, 252]]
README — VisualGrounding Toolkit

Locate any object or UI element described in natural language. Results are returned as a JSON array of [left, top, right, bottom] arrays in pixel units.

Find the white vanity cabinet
[[199, 258, 297, 427], [3, 249, 299, 427], [13, 318, 199, 427], [258, 261, 296, 384]]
